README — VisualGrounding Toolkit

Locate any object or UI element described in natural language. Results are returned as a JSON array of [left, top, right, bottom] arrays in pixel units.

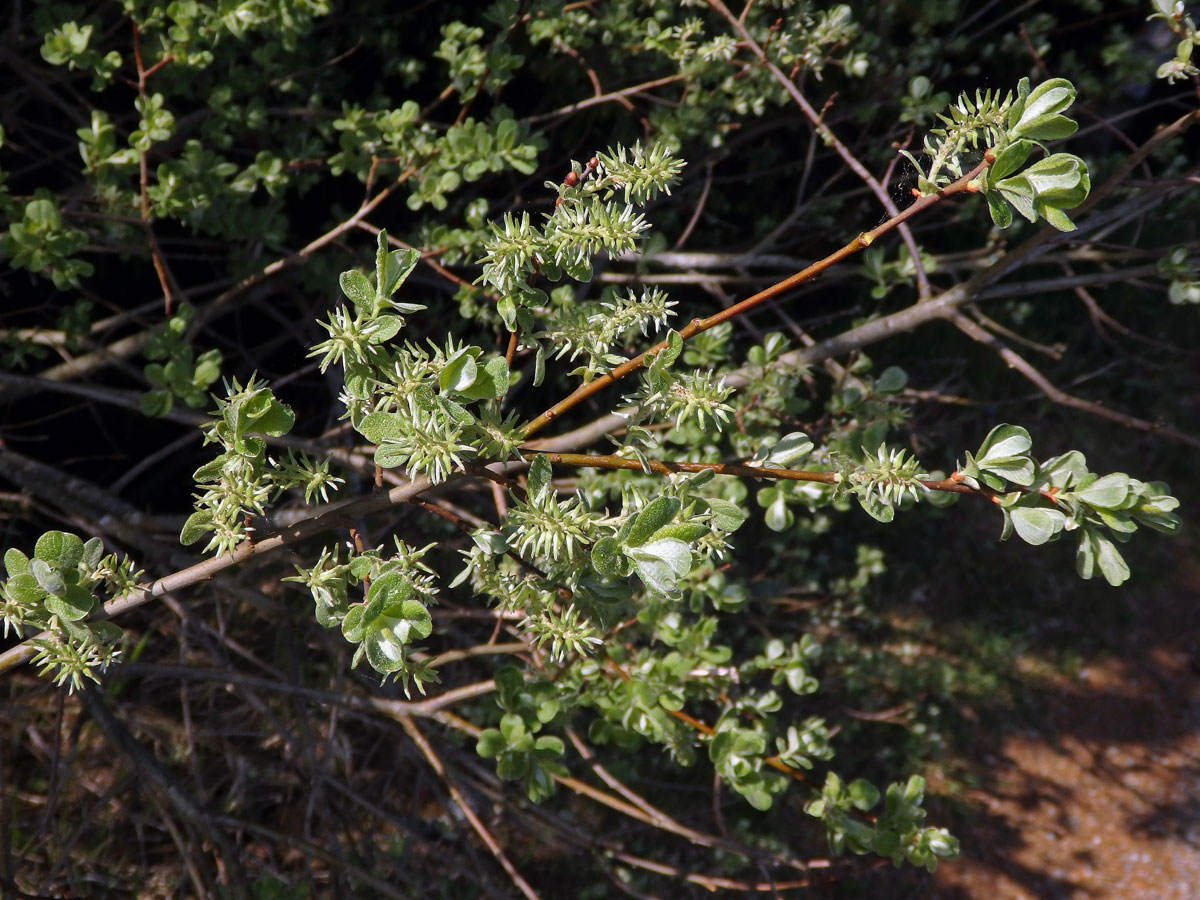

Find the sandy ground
[[929, 556, 1200, 900]]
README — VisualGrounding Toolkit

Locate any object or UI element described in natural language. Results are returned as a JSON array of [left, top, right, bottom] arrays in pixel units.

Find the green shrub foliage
[[1, 0, 1196, 894]]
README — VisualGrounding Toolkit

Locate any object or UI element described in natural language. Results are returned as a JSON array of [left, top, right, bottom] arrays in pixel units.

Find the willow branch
[[524, 73, 688, 124], [524, 110, 1199, 454], [519, 160, 989, 439], [395, 714, 543, 900], [706, 0, 931, 298], [950, 312, 1200, 449], [530, 451, 978, 496], [0, 470, 436, 676]]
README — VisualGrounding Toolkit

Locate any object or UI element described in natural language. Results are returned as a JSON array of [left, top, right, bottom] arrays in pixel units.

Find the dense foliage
[[1, 1, 1197, 896]]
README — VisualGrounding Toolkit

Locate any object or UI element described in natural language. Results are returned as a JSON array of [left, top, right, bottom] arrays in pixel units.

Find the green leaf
[[30, 559, 67, 597], [628, 538, 692, 594], [650, 522, 709, 543], [373, 442, 410, 469], [1010, 78, 1076, 138], [986, 192, 1013, 229], [35, 531, 85, 568], [364, 633, 407, 673], [44, 584, 95, 621], [856, 492, 895, 523], [654, 329, 683, 368], [1021, 154, 1087, 200], [458, 356, 509, 401], [244, 398, 294, 437], [340, 269, 374, 311], [496, 295, 518, 331], [1017, 116, 1079, 142], [1009, 506, 1066, 545], [762, 493, 794, 531], [974, 424, 1035, 485], [1040, 450, 1087, 489], [139, 389, 173, 417], [359, 411, 405, 444], [341, 604, 366, 642], [439, 350, 478, 393], [375, 231, 420, 297], [495, 753, 529, 780], [476, 728, 506, 758], [1073, 473, 1130, 509], [180, 510, 213, 546], [526, 453, 552, 502], [707, 498, 747, 533], [591, 537, 623, 575], [998, 183, 1036, 224], [4, 548, 30, 578], [5, 573, 46, 604], [1039, 204, 1076, 232], [976, 424, 1031, 460], [874, 367, 907, 394], [1131, 483, 1181, 534], [763, 433, 815, 468], [561, 255, 592, 282], [499, 712, 527, 743], [626, 497, 680, 547], [1095, 535, 1130, 586], [848, 778, 881, 811], [367, 315, 403, 344], [988, 140, 1032, 183], [1076, 528, 1131, 586], [532, 346, 546, 386]]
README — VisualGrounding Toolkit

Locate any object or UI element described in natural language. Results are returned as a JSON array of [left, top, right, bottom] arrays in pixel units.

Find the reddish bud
[[563, 171, 579, 186], [586, 156, 598, 169]]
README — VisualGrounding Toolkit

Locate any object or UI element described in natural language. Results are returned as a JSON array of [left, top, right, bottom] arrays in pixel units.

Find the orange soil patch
[[931, 560, 1200, 900]]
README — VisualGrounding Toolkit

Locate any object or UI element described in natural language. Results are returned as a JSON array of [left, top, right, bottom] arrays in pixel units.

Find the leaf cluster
[[0, 531, 139, 691]]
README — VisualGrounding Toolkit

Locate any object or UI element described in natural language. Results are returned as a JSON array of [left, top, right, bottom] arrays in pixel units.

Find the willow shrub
[[1, 0, 1196, 895]]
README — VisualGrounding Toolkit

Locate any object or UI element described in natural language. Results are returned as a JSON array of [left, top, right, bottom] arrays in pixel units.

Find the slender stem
[[396, 714, 544, 900], [524, 73, 689, 124], [518, 157, 985, 438], [533, 450, 980, 494], [951, 312, 1200, 449], [706, 0, 932, 298], [131, 23, 179, 314]]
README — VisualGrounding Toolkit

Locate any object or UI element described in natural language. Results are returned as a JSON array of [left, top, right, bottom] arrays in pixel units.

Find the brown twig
[[434, 711, 841, 891], [0, 463, 456, 677], [528, 449, 978, 496], [131, 23, 180, 314], [524, 74, 689, 124], [672, 159, 714, 250], [950, 312, 1200, 449], [395, 714, 544, 900], [967, 305, 1065, 360], [80, 685, 253, 900], [519, 160, 989, 439], [193, 167, 415, 332], [706, 0, 931, 299]]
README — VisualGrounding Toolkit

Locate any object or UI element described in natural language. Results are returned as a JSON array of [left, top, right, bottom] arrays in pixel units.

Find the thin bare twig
[[130, 23, 180, 314], [706, 0, 931, 299], [79, 685, 253, 900], [950, 312, 1200, 449], [519, 160, 989, 439], [396, 714, 543, 900], [530, 450, 980, 495], [524, 74, 688, 124]]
